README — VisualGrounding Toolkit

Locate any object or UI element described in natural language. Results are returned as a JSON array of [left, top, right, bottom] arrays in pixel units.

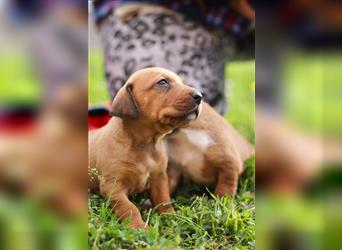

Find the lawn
[[88, 58, 256, 250]]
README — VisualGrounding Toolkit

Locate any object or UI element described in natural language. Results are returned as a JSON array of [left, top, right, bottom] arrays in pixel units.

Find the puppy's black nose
[[191, 91, 203, 105]]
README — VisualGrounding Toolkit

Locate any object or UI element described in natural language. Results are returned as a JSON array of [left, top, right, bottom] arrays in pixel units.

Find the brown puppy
[[0, 83, 88, 217], [167, 102, 254, 196], [89, 67, 202, 228]]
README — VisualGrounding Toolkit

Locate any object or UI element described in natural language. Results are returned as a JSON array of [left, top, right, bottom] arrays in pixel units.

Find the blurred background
[[1, 0, 342, 249], [0, 0, 87, 249], [255, 1, 342, 249]]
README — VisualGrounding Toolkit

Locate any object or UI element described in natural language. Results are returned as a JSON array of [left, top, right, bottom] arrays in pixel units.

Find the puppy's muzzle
[[191, 91, 203, 105], [182, 90, 202, 120]]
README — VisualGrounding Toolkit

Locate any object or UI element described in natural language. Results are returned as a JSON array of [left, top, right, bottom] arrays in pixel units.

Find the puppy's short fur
[[89, 68, 202, 228], [167, 102, 254, 196]]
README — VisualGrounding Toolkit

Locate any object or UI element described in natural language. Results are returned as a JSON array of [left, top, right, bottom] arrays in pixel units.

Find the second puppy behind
[[167, 102, 254, 196]]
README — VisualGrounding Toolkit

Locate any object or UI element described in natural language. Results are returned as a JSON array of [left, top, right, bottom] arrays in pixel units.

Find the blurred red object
[[0, 103, 112, 134], [88, 103, 111, 131], [0, 107, 38, 135]]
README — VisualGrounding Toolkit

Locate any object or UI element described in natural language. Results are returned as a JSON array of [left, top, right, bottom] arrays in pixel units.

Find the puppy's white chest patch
[[182, 129, 214, 151], [146, 156, 156, 167], [167, 129, 215, 184], [137, 172, 150, 192], [137, 155, 157, 192]]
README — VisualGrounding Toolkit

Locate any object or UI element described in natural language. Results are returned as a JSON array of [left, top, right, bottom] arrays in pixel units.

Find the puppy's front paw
[[158, 203, 175, 214], [214, 187, 236, 197]]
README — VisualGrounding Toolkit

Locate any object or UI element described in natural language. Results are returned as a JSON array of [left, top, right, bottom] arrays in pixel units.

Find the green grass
[[89, 185, 255, 249], [0, 51, 41, 104], [89, 51, 110, 104], [88, 58, 255, 249], [283, 53, 342, 137], [89, 158, 255, 250], [226, 61, 255, 143], [0, 193, 87, 250]]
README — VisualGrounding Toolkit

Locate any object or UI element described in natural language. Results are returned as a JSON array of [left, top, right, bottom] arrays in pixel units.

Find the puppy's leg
[[114, 193, 147, 228], [142, 164, 179, 211], [100, 184, 146, 228], [167, 162, 182, 195], [149, 172, 174, 214], [214, 166, 239, 197]]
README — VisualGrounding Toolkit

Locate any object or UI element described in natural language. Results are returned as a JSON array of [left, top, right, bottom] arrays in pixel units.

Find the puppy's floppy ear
[[111, 83, 140, 119]]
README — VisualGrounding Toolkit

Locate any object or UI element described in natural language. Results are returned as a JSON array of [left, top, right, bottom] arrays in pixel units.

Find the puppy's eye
[[157, 79, 169, 86]]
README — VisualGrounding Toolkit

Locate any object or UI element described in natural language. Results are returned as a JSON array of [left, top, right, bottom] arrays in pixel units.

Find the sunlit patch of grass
[[226, 60, 255, 143]]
